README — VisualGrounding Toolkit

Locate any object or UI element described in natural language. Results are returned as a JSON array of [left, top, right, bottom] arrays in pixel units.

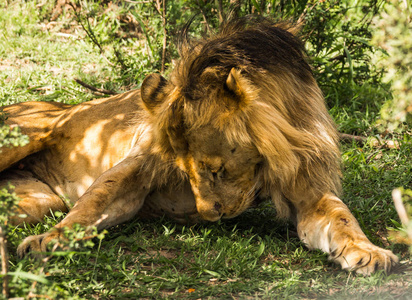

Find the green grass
[[1, 1, 412, 299], [6, 207, 412, 299], [0, 1, 107, 106]]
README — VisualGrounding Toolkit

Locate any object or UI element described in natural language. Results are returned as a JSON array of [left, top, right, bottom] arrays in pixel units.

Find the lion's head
[[140, 17, 341, 222]]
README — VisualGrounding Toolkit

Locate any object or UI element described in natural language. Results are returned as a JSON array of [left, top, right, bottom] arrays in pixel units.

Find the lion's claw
[[331, 242, 398, 275], [17, 231, 62, 258]]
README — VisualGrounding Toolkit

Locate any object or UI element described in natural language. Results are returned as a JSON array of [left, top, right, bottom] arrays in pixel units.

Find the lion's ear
[[224, 68, 253, 110], [141, 73, 168, 114]]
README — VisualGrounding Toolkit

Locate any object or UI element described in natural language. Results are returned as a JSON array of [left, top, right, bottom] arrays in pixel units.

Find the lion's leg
[[17, 157, 150, 256], [0, 173, 69, 225], [295, 193, 398, 275]]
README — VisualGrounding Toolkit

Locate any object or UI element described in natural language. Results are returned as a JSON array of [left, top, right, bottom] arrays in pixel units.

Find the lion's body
[[1, 18, 397, 274], [1, 94, 136, 200], [1, 92, 200, 224]]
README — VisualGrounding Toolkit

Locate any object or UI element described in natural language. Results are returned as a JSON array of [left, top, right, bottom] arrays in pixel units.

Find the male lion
[[0, 18, 397, 274]]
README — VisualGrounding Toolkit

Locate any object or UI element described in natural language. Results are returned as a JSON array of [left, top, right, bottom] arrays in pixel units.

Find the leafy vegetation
[[0, 0, 411, 299], [372, 0, 412, 254], [373, 0, 412, 131], [0, 110, 29, 150]]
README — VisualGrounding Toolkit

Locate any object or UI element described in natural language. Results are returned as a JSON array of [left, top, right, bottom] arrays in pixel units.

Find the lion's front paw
[[17, 231, 62, 258], [331, 242, 398, 275]]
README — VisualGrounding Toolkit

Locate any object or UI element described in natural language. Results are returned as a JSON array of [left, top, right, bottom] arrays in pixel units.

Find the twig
[[0, 225, 9, 298], [28, 294, 54, 299], [296, 1, 319, 28], [71, 2, 103, 53], [124, 0, 151, 3], [217, 0, 224, 24], [196, 0, 212, 33], [392, 188, 412, 246], [69, 2, 115, 67], [74, 79, 118, 95], [392, 189, 409, 225], [161, 0, 167, 73], [113, 48, 128, 71], [153, 0, 167, 73], [339, 133, 400, 149], [339, 133, 368, 144]]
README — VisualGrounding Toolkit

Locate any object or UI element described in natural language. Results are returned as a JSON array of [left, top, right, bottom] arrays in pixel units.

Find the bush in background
[[373, 0, 412, 131]]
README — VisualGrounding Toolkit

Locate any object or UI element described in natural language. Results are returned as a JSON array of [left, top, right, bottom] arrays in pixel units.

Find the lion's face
[[139, 15, 341, 222], [140, 71, 264, 222], [175, 126, 262, 221]]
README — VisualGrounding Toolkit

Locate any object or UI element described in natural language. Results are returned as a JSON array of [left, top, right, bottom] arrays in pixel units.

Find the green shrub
[[373, 1, 412, 130]]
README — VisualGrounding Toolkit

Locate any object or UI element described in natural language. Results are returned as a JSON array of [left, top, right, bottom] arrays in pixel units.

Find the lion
[[0, 17, 397, 274]]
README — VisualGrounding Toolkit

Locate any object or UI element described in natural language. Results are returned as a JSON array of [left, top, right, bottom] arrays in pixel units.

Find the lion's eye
[[199, 161, 206, 170], [211, 166, 225, 180], [200, 163, 226, 182]]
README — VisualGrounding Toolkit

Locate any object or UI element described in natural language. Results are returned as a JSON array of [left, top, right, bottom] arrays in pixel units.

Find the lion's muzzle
[[195, 198, 223, 222]]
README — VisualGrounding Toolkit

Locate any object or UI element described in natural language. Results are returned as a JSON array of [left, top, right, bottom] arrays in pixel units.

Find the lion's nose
[[196, 201, 223, 222]]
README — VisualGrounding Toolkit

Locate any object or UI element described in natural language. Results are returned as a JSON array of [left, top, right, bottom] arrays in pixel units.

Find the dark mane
[[159, 17, 341, 214], [174, 17, 312, 100]]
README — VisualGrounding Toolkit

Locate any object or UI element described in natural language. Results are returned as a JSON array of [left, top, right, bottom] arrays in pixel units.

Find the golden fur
[[0, 17, 397, 274]]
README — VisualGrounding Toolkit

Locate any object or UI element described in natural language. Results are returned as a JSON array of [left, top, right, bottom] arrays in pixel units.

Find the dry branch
[[196, 0, 212, 33], [392, 189, 409, 225], [217, 0, 224, 24], [124, 0, 151, 3], [339, 133, 400, 149], [74, 79, 118, 95], [392, 188, 412, 245], [70, 2, 115, 67]]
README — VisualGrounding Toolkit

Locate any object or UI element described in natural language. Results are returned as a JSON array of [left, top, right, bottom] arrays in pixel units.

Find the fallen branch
[[392, 188, 412, 244], [74, 79, 118, 95], [339, 133, 367, 144], [339, 133, 400, 149], [392, 189, 409, 225]]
